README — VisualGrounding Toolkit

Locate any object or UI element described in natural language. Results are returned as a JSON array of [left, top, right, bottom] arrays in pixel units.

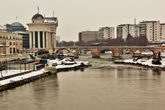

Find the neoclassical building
[[27, 13, 58, 51], [0, 28, 22, 54]]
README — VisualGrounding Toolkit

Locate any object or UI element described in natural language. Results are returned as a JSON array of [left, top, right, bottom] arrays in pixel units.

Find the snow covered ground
[[122, 58, 165, 67], [0, 70, 29, 78], [48, 58, 90, 69], [0, 69, 45, 86]]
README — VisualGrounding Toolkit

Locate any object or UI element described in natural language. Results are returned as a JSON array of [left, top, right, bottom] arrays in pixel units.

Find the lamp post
[[5, 36, 7, 73]]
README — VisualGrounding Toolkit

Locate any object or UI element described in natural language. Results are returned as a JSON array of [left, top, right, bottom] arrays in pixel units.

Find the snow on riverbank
[[0, 69, 45, 86], [121, 58, 165, 68], [0, 58, 90, 87], [48, 58, 90, 69], [55, 61, 90, 69], [0, 70, 29, 78]]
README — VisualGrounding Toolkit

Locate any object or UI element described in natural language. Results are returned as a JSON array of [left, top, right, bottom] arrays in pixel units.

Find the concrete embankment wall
[[0, 71, 52, 92]]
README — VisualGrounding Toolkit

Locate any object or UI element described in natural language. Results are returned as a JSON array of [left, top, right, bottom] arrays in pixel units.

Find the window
[[44, 32, 46, 48], [40, 31, 43, 48], [32, 32, 33, 48], [13, 48, 15, 54], [10, 48, 12, 53], [35, 31, 38, 48]]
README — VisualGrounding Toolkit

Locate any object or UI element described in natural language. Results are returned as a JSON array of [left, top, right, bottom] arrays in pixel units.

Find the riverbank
[[114, 58, 165, 70], [0, 58, 91, 92]]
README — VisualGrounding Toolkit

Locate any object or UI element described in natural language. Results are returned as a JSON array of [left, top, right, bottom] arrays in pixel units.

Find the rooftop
[[32, 13, 44, 19], [11, 22, 24, 27], [140, 21, 159, 23]]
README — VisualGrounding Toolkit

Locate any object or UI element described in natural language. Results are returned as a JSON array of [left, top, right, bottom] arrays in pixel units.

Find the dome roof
[[32, 13, 44, 19], [11, 22, 24, 27], [0, 25, 4, 29]]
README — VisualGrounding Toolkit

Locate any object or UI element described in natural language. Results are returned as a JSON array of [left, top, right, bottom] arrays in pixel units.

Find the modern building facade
[[117, 24, 138, 40], [99, 27, 115, 40], [139, 21, 160, 42], [79, 31, 99, 42], [5, 22, 29, 49], [5, 22, 26, 32], [0, 29, 22, 54], [27, 13, 58, 51]]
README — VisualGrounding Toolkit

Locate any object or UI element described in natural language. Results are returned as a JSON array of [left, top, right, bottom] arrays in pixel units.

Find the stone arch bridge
[[54, 46, 165, 58]]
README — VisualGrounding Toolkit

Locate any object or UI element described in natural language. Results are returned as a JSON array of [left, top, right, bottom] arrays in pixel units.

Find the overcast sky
[[0, 0, 165, 41]]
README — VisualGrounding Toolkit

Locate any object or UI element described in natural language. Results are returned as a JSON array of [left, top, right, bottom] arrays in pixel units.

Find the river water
[[0, 55, 165, 110]]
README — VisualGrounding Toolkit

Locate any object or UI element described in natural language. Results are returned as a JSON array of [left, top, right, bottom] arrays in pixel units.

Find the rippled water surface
[[0, 55, 165, 110]]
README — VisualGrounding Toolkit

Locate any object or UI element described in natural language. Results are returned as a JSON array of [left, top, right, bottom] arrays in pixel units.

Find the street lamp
[[5, 36, 8, 73]]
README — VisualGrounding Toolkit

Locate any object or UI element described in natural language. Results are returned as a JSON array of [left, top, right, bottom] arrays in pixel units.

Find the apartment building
[[117, 24, 138, 40], [139, 21, 160, 42], [99, 27, 115, 40], [160, 23, 165, 41]]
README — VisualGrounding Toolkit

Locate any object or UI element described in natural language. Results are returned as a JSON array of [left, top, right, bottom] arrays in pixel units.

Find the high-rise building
[[56, 36, 60, 42], [99, 27, 115, 40], [79, 31, 99, 42], [139, 21, 160, 42], [27, 13, 58, 50], [160, 23, 165, 41], [117, 24, 138, 40]]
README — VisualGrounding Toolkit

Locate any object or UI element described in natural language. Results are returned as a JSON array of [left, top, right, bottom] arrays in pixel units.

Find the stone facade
[[0, 29, 22, 54], [27, 13, 58, 51]]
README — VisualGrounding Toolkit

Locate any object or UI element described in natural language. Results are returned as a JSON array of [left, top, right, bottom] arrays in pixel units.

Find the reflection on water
[[153, 69, 161, 75], [0, 56, 165, 110]]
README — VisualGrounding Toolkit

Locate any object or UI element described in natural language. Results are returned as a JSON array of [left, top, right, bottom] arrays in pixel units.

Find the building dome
[[32, 13, 44, 19], [11, 22, 24, 27], [0, 25, 4, 29]]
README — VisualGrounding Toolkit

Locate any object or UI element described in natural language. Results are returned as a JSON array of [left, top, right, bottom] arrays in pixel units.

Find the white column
[[46, 32, 49, 48], [38, 31, 40, 48], [54, 33, 56, 48], [29, 32, 32, 49], [33, 31, 35, 48], [43, 31, 45, 48]]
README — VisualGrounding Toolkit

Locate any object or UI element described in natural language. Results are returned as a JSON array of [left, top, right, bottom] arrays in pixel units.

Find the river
[[0, 55, 165, 110]]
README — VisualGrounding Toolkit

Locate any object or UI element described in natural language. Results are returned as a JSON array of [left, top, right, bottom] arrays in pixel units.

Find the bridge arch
[[54, 46, 165, 59], [100, 48, 114, 55], [55, 48, 72, 54], [78, 48, 100, 58]]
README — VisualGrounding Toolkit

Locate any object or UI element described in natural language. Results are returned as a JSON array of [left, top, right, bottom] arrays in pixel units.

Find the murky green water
[[0, 55, 165, 110]]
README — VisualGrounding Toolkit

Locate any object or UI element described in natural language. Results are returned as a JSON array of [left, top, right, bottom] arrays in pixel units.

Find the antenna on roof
[[134, 18, 136, 25], [16, 16, 18, 21], [53, 11, 55, 17], [37, 6, 40, 13]]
